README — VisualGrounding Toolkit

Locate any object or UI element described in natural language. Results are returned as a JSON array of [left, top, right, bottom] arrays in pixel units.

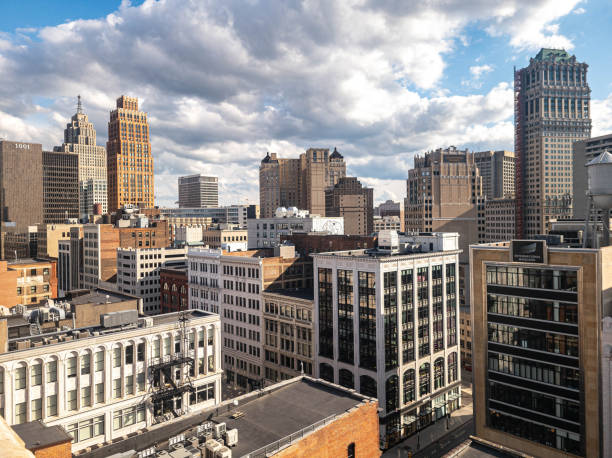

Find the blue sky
[[0, 0, 610, 206]]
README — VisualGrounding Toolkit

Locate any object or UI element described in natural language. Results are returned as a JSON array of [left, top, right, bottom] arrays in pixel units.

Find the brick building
[[325, 176, 374, 236], [160, 266, 188, 314], [281, 233, 376, 256], [9, 259, 57, 306]]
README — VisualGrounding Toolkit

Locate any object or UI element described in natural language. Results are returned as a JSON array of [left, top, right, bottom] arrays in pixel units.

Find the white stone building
[[312, 231, 462, 447], [117, 246, 188, 315], [0, 310, 221, 453], [247, 207, 344, 249]]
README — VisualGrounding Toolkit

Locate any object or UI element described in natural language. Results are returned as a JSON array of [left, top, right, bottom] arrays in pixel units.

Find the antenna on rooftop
[[77, 95, 83, 114]]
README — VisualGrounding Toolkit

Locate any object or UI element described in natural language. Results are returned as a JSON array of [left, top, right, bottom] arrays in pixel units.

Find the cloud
[[572, 7, 586, 14], [592, 94, 612, 138], [0, 0, 584, 206]]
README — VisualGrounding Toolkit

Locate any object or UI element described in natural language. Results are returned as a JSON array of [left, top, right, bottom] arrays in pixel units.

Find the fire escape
[[149, 312, 195, 418]]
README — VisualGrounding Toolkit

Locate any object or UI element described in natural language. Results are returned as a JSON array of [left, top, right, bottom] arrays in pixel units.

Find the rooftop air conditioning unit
[[205, 440, 222, 458], [214, 446, 232, 458], [224, 429, 238, 447], [214, 423, 226, 439]]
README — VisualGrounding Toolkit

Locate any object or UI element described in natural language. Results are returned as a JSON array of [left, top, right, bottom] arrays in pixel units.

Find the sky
[[1, 0, 611, 207]]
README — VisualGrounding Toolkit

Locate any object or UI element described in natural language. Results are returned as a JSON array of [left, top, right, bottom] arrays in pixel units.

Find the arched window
[[319, 363, 334, 383], [163, 282, 169, 290], [347, 442, 355, 458], [171, 284, 177, 292], [434, 358, 445, 390], [338, 369, 354, 389], [385, 375, 399, 412], [360, 375, 377, 398], [419, 363, 430, 396], [180, 285, 186, 294], [403, 369, 415, 404], [448, 352, 458, 384]]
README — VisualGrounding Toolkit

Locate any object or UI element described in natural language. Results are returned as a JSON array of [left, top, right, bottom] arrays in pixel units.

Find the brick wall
[[275, 401, 381, 458], [33, 441, 71, 458]]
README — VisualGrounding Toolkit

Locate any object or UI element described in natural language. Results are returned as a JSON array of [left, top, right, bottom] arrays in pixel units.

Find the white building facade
[[0, 310, 222, 452], [117, 246, 188, 315], [312, 232, 462, 448], [188, 248, 264, 392], [247, 208, 344, 249]]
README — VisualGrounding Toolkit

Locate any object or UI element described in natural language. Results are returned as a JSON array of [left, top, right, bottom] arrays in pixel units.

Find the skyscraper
[[178, 174, 218, 208], [259, 147, 346, 218], [42, 150, 79, 223], [473, 150, 515, 199], [106, 96, 154, 213], [325, 176, 373, 235], [514, 49, 591, 237], [55, 96, 108, 218]]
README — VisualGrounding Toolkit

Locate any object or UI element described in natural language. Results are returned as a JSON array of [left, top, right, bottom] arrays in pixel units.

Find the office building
[[74, 376, 381, 458], [514, 49, 591, 237], [374, 215, 402, 232], [312, 231, 462, 448], [459, 307, 472, 369], [42, 151, 79, 224], [375, 200, 405, 232], [203, 224, 248, 251], [0, 309, 221, 453], [484, 198, 516, 242], [106, 96, 154, 212], [116, 246, 187, 315], [262, 289, 314, 382], [248, 207, 344, 249], [9, 259, 57, 305], [36, 223, 82, 260], [259, 148, 346, 218], [0, 141, 44, 231], [54, 96, 108, 218], [188, 245, 310, 392], [470, 239, 609, 457], [57, 227, 83, 296], [325, 177, 374, 236], [178, 174, 219, 208], [160, 266, 188, 314], [473, 150, 515, 199], [572, 133, 612, 220]]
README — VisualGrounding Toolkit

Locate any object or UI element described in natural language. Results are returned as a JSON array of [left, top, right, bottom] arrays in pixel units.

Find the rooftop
[[263, 288, 314, 301], [533, 48, 572, 63], [12, 420, 73, 451], [69, 289, 138, 305], [79, 376, 374, 458], [7, 258, 53, 267]]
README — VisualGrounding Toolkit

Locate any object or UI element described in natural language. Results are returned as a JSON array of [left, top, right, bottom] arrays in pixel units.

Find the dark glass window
[[318, 268, 334, 358], [486, 266, 577, 292], [434, 357, 444, 390], [359, 272, 377, 371], [347, 443, 355, 458], [319, 363, 334, 383], [419, 363, 430, 396], [403, 369, 415, 403], [339, 369, 354, 389], [385, 375, 399, 413], [448, 352, 458, 383], [488, 323, 578, 357], [487, 294, 577, 324], [337, 270, 354, 364], [360, 375, 377, 398], [384, 271, 398, 371], [125, 345, 133, 365]]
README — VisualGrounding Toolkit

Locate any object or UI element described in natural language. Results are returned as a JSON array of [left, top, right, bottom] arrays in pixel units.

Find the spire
[[77, 95, 83, 114]]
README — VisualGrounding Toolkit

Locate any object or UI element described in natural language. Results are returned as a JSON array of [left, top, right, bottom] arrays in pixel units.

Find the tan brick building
[[325, 177, 374, 235], [9, 259, 58, 305]]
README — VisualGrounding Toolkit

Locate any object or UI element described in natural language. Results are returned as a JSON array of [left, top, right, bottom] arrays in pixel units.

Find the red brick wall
[[33, 441, 71, 458], [275, 401, 381, 458]]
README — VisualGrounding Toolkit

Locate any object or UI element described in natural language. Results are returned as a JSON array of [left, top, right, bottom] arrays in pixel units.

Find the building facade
[[160, 266, 188, 314], [8, 259, 57, 305], [325, 177, 374, 236], [116, 247, 187, 315], [262, 289, 314, 382], [54, 97, 108, 218], [0, 310, 222, 453], [178, 175, 219, 208], [374, 216, 401, 233], [313, 232, 462, 448], [57, 227, 83, 296], [470, 239, 609, 457], [42, 151, 79, 224], [514, 49, 591, 237], [484, 198, 516, 242], [36, 223, 82, 260], [259, 148, 346, 218], [203, 225, 248, 251], [247, 208, 344, 249], [473, 150, 515, 199], [106, 96, 154, 212]]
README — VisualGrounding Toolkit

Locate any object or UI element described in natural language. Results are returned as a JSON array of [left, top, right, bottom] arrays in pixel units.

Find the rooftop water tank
[[587, 150, 612, 209]]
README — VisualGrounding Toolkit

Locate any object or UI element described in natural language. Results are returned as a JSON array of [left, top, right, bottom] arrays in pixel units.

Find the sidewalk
[[382, 386, 474, 458]]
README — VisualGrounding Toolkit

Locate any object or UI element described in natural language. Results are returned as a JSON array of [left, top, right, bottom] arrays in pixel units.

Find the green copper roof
[[534, 48, 572, 62]]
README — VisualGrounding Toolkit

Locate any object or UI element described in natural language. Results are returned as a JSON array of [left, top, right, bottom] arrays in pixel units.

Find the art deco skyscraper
[[55, 96, 108, 218], [106, 96, 154, 212], [514, 49, 591, 237]]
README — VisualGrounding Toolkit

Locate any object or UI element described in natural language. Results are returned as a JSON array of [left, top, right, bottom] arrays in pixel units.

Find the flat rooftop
[[70, 289, 138, 305], [79, 377, 374, 458], [13, 420, 73, 450], [263, 288, 314, 301]]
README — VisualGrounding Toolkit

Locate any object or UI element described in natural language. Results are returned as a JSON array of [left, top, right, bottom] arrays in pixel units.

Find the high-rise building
[[484, 198, 516, 242], [514, 49, 591, 237], [312, 232, 462, 449], [473, 150, 515, 199], [178, 174, 218, 208], [572, 132, 612, 220], [325, 177, 373, 236], [259, 148, 346, 218], [106, 96, 154, 213], [470, 239, 609, 457], [55, 96, 108, 218], [42, 151, 79, 224], [0, 141, 44, 231]]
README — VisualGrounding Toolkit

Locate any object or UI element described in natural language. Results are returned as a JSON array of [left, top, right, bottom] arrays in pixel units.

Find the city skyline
[[0, 1, 611, 208]]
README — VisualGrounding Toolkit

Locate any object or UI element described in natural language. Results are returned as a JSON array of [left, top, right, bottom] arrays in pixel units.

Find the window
[[153, 338, 161, 358], [338, 369, 354, 389], [125, 345, 134, 364], [67, 356, 77, 377], [434, 358, 445, 390], [163, 336, 171, 355], [47, 394, 57, 417], [95, 383, 104, 404], [81, 386, 91, 407], [348, 443, 355, 458], [66, 416, 105, 443], [15, 402, 26, 424], [403, 369, 415, 404], [113, 378, 121, 398], [31, 398, 42, 421], [137, 342, 145, 362], [113, 348, 121, 367], [81, 354, 91, 375], [30, 363, 42, 386], [46, 360, 57, 382], [95, 351, 104, 372], [359, 375, 377, 398], [448, 353, 458, 384], [419, 363, 430, 396], [385, 375, 399, 412], [113, 405, 145, 430], [67, 389, 77, 411], [137, 372, 145, 392], [125, 375, 134, 395], [15, 366, 26, 389]]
